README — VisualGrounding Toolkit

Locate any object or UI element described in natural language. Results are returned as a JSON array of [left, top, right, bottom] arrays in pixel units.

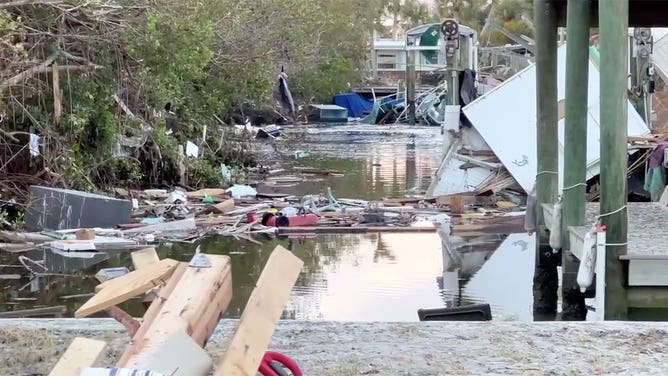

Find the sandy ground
[[2, 319, 668, 375]]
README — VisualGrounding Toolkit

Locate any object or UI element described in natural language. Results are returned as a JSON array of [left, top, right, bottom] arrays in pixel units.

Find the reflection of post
[[532, 0, 559, 320], [405, 137, 417, 191]]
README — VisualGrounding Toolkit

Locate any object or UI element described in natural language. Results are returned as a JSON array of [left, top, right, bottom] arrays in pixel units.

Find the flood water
[[0, 124, 540, 321]]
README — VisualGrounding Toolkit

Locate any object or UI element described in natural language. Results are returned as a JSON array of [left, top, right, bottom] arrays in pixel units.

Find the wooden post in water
[[406, 49, 417, 125], [599, 0, 629, 320], [532, 0, 560, 319], [561, 0, 590, 321]]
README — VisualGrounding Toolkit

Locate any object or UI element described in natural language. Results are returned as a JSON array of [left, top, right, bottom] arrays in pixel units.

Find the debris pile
[[47, 245, 303, 376], [0, 182, 527, 260]]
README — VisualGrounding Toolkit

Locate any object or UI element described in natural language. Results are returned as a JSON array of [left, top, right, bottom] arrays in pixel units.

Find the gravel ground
[[2, 319, 668, 375]]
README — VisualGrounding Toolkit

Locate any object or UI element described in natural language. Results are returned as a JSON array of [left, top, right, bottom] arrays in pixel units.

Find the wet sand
[[2, 319, 667, 375]]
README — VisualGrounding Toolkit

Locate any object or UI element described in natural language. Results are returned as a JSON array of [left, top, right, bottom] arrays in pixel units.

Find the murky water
[[258, 124, 443, 200], [0, 124, 541, 321]]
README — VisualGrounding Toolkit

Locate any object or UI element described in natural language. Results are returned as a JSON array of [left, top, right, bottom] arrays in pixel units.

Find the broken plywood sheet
[[131, 247, 160, 270], [215, 246, 303, 376], [462, 42, 650, 193], [49, 337, 106, 376], [121, 255, 232, 367], [76, 258, 179, 318]]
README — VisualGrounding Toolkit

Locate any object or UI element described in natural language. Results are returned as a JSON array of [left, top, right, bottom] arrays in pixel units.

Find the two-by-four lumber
[[48, 337, 106, 376], [120, 254, 233, 368], [215, 245, 303, 376], [116, 262, 188, 366], [75, 258, 179, 318]]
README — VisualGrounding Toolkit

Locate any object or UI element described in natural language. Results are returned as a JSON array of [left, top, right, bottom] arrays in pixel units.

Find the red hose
[[258, 351, 303, 376]]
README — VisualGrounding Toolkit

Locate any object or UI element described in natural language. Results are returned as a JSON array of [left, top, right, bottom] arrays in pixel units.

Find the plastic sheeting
[[333, 92, 373, 118]]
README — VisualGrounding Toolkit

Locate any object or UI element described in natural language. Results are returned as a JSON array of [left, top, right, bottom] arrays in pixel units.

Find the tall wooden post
[[406, 50, 416, 125], [599, 0, 629, 320], [561, 0, 590, 320], [533, 0, 559, 318]]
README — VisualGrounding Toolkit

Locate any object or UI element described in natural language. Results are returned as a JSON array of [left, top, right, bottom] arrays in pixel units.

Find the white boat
[[427, 42, 651, 198]]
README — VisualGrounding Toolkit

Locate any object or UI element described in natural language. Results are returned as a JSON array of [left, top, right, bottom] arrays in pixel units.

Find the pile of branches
[[0, 0, 147, 191], [0, 0, 263, 200]]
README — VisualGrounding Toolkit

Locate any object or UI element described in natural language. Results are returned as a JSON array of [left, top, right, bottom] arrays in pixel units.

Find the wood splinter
[[106, 306, 140, 337]]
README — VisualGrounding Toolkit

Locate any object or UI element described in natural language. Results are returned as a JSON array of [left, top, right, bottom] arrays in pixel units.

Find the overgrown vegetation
[[0, 0, 532, 218], [0, 0, 385, 203]]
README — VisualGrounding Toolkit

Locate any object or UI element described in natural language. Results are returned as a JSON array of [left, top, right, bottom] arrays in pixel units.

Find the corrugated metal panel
[[462, 43, 650, 194]]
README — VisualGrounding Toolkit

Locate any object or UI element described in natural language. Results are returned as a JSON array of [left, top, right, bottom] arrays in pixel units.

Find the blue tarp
[[333, 92, 373, 118]]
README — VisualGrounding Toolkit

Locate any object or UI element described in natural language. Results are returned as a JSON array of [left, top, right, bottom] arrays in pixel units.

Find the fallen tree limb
[[0, 0, 62, 9], [1, 52, 103, 90]]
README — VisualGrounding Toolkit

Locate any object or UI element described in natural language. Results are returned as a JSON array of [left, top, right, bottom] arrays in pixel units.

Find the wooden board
[[48, 337, 106, 376], [116, 262, 188, 366], [121, 255, 232, 368], [131, 247, 160, 270], [215, 246, 303, 376], [76, 258, 179, 318], [191, 268, 233, 346]]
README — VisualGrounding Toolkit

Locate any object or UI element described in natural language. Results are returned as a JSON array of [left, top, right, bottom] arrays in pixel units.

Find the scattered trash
[[165, 190, 187, 204], [227, 184, 257, 198], [185, 140, 199, 157], [95, 267, 129, 283], [220, 163, 233, 184], [294, 150, 310, 159], [141, 217, 166, 225]]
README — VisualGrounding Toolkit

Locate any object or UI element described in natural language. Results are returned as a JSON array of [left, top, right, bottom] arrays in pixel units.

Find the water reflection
[[1, 232, 539, 322], [260, 125, 443, 200]]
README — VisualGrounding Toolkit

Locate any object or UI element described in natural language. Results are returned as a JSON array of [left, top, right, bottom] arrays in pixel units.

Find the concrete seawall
[[2, 319, 668, 375]]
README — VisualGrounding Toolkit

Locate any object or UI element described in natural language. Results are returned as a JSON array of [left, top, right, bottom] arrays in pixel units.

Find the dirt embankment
[[2, 319, 668, 375]]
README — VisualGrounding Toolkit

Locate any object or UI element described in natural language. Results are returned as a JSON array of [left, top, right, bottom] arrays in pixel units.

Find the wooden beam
[[106, 306, 140, 337], [215, 246, 303, 376], [191, 268, 233, 347], [561, 0, 590, 321], [599, 0, 630, 320], [75, 258, 179, 318], [121, 255, 233, 368], [48, 337, 106, 376], [116, 262, 188, 366], [533, 0, 560, 316]]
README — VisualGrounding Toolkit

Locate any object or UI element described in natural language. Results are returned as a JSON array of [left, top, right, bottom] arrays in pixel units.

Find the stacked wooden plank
[[48, 245, 303, 376]]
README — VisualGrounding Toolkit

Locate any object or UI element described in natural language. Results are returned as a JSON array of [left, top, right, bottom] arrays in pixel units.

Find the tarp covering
[[333, 92, 373, 118]]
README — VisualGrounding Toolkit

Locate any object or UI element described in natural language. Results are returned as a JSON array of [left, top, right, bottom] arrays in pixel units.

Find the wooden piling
[[406, 49, 416, 125], [533, 0, 560, 316], [599, 0, 629, 320], [562, 0, 590, 320]]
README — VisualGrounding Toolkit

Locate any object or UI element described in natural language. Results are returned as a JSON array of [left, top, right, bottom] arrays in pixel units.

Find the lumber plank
[[48, 337, 106, 376], [131, 247, 160, 270], [116, 262, 188, 366], [122, 255, 232, 368], [215, 245, 303, 376], [75, 258, 179, 318], [191, 268, 233, 347]]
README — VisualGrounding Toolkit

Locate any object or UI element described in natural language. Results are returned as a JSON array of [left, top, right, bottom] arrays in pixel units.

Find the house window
[[377, 53, 397, 70]]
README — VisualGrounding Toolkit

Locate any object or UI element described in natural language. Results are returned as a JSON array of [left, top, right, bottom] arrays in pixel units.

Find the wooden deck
[[563, 202, 668, 289]]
